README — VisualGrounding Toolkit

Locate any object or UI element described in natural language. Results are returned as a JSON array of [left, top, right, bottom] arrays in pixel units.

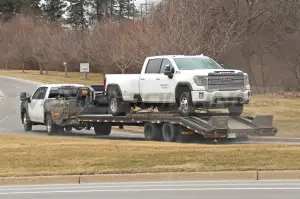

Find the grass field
[[1, 69, 300, 137], [1, 134, 300, 177]]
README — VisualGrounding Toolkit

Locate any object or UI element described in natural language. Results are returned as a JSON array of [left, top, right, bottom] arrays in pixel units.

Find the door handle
[[141, 78, 145, 80], [156, 78, 160, 80]]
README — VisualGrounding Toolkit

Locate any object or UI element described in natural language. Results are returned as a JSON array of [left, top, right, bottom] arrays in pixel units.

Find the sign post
[[80, 63, 89, 80]]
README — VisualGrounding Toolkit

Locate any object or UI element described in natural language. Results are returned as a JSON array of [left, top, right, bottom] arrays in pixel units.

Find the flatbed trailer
[[39, 85, 277, 143], [76, 111, 278, 143]]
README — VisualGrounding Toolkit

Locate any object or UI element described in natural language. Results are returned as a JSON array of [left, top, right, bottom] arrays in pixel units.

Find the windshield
[[173, 57, 223, 70], [48, 87, 79, 98]]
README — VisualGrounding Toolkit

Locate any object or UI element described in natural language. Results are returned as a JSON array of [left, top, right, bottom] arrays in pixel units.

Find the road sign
[[80, 63, 89, 73]]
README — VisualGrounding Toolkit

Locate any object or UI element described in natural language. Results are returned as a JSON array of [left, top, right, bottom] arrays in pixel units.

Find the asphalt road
[[0, 180, 300, 199], [0, 76, 144, 140]]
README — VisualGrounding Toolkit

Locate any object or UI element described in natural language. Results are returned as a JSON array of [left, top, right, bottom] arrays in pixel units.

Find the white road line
[[1, 187, 300, 195], [1, 182, 300, 191], [1, 180, 300, 188]]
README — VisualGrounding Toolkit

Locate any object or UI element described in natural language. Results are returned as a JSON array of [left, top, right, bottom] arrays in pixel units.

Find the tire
[[22, 111, 32, 131], [65, 126, 72, 132], [144, 123, 162, 141], [46, 113, 59, 135], [108, 88, 128, 116], [228, 104, 244, 116], [94, 123, 112, 135], [162, 123, 181, 142], [179, 92, 195, 117]]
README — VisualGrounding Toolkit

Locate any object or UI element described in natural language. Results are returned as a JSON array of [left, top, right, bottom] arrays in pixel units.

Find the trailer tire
[[162, 123, 180, 142], [94, 124, 112, 135], [65, 126, 72, 132], [46, 113, 58, 135], [144, 123, 162, 141]]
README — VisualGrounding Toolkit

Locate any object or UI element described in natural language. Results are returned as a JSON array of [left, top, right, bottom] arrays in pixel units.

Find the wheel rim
[[47, 118, 51, 132], [23, 114, 27, 126], [180, 97, 188, 112], [110, 98, 118, 113]]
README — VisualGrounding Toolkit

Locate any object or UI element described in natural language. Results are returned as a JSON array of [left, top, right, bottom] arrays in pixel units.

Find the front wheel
[[23, 112, 32, 131], [179, 92, 195, 117], [228, 104, 244, 116]]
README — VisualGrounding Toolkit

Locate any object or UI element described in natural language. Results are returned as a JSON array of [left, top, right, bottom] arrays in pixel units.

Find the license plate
[[228, 132, 236, 138]]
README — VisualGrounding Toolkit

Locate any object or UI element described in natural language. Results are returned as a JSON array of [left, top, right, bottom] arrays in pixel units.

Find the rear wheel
[[179, 92, 195, 117], [108, 88, 129, 116], [228, 104, 244, 116], [46, 113, 59, 135], [94, 123, 112, 135]]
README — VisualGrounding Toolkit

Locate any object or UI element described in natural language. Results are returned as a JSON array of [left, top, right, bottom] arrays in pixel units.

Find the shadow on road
[[27, 129, 252, 145]]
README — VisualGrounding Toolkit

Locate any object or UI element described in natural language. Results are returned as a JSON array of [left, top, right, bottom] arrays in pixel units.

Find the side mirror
[[164, 65, 174, 78], [20, 92, 31, 102]]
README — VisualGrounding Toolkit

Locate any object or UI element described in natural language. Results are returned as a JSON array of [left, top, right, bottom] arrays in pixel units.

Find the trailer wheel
[[94, 123, 112, 135], [46, 113, 58, 135], [228, 104, 243, 116], [162, 123, 180, 142], [65, 126, 72, 132], [144, 123, 162, 141]]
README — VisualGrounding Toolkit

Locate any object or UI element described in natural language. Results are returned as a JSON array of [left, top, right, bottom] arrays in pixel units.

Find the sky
[[135, 0, 161, 7]]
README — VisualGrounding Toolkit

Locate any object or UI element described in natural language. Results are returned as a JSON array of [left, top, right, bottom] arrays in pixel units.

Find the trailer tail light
[[104, 76, 106, 89]]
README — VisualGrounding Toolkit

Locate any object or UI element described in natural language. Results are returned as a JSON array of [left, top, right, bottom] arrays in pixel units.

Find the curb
[[248, 136, 300, 143], [0, 175, 80, 186], [1, 170, 300, 185]]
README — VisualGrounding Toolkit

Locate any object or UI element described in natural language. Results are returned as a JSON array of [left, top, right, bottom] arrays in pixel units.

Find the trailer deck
[[77, 112, 277, 142]]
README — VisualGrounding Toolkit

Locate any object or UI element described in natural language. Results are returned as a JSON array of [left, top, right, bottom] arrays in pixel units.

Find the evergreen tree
[[0, 0, 41, 22], [41, 0, 68, 22], [67, 0, 91, 30]]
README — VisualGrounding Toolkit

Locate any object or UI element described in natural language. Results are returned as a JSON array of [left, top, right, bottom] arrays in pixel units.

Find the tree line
[[1, 0, 300, 93]]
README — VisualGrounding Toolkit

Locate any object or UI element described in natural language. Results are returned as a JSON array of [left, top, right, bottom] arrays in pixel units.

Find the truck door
[[140, 58, 163, 102], [157, 58, 176, 103], [28, 86, 48, 123]]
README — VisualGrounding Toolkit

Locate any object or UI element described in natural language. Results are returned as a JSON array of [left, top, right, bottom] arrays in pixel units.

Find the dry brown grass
[[0, 69, 104, 85], [1, 69, 300, 137], [1, 134, 300, 177]]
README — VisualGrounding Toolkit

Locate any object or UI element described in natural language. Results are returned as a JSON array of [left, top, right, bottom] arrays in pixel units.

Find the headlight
[[244, 74, 249, 85], [193, 76, 208, 86]]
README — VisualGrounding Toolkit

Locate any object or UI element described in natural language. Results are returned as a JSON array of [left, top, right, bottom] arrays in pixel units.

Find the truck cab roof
[[38, 84, 85, 88], [147, 54, 207, 59]]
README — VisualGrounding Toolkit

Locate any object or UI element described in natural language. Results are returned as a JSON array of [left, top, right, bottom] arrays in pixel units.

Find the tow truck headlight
[[193, 76, 208, 86], [244, 74, 249, 85]]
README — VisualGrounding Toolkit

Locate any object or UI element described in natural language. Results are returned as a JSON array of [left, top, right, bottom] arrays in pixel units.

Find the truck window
[[48, 87, 79, 98], [145, 58, 163, 74], [32, 87, 48, 100], [160, 59, 173, 73]]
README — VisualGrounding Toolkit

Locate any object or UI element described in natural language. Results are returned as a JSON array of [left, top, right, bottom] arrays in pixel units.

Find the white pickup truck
[[104, 55, 251, 116]]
